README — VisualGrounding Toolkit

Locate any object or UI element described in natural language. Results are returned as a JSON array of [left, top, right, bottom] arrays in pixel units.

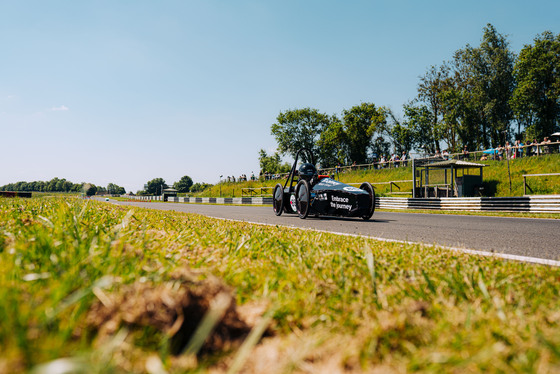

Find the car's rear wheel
[[360, 182, 375, 220], [295, 180, 311, 219], [273, 183, 284, 216]]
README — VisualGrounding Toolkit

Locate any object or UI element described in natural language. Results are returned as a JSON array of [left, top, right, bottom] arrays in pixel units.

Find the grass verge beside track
[[1, 197, 560, 373]]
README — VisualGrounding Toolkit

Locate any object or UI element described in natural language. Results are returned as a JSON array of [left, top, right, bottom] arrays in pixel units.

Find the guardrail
[[241, 187, 274, 197], [123, 195, 560, 212], [523, 173, 560, 195], [377, 196, 560, 213]]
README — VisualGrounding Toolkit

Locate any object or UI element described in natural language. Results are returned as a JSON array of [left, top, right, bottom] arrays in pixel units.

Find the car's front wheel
[[273, 183, 284, 216], [295, 180, 311, 219]]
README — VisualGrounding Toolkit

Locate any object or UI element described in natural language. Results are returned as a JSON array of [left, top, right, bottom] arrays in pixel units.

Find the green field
[[197, 154, 560, 198], [1, 197, 560, 373]]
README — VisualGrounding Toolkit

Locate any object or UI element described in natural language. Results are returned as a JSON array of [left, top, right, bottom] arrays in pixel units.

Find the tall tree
[[107, 183, 126, 195], [173, 176, 193, 193], [416, 64, 449, 153], [271, 108, 331, 162], [511, 31, 560, 140], [402, 103, 437, 155], [316, 116, 347, 167], [146, 178, 167, 195], [452, 24, 515, 148], [258, 149, 290, 174], [387, 110, 414, 154], [342, 103, 386, 164]]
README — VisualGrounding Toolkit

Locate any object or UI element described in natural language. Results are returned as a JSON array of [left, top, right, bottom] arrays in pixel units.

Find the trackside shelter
[[162, 188, 178, 201], [412, 159, 486, 198]]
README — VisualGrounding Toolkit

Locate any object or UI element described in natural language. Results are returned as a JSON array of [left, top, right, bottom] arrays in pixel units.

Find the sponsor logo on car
[[343, 186, 362, 192]]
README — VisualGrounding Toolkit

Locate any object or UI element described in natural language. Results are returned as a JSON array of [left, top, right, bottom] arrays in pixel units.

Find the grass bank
[[1, 197, 560, 372], [196, 154, 560, 198]]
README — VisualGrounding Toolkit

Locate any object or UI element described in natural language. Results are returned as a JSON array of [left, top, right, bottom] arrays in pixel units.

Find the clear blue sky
[[1, 1, 558, 193]]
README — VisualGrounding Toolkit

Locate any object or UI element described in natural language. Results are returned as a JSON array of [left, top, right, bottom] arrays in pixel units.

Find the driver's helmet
[[298, 163, 317, 181]]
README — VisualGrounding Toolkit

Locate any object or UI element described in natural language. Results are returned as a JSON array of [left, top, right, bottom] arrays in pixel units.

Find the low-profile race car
[[272, 148, 375, 220]]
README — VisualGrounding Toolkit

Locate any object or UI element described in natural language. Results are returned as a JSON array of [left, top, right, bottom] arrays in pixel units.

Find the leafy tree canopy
[[271, 108, 332, 163], [258, 149, 291, 175], [145, 178, 167, 195], [173, 175, 193, 193], [511, 31, 560, 140]]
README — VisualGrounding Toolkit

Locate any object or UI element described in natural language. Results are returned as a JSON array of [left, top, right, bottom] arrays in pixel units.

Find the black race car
[[272, 148, 375, 220]]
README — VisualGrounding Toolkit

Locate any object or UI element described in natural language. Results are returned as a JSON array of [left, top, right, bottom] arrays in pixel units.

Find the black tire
[[273, 184, 284, 216], [284, 192, 297, 214], [360, 182, 375, 220], [295, 180, 311, 219]]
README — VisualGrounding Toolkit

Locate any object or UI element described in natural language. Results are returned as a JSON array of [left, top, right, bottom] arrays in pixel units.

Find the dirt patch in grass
[[85, 267, 262, 356]]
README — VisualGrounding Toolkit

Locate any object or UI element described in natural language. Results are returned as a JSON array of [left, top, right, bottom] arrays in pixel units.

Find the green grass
[[1, 197, 560, 372], [196, 154, 560, 198]]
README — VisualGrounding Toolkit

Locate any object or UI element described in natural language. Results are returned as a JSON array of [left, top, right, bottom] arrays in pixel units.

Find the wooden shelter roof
[[425, 159, 487, 169]]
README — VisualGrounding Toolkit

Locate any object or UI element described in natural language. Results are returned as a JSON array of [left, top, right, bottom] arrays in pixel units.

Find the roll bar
[[283, 148, 315, 191]]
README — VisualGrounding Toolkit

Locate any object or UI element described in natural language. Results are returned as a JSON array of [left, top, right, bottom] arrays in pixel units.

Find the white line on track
[[209, 216, 560, 267]]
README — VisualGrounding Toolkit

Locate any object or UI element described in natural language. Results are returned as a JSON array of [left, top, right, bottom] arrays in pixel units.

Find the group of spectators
[[224, 173, 258, 183], [472, 137, 558, 161], [261, 171, 288, 181]]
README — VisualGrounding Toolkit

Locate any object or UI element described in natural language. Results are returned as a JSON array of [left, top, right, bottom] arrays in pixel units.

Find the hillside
[[195, 154, 560, 198]]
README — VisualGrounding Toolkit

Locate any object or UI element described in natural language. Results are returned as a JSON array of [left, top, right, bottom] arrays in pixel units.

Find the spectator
[[462, 145, 469, 160], [497, 146, 504, 161], [401, 151, 408, 167], [442, 149, 449, 160], [542, 137, 551, 154], [518, 140, 524, 158], [532, 139, 539, 156]]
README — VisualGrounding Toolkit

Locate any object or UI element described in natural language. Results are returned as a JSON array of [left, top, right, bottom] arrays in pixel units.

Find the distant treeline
[[266, 24, 560, 170], [0, 177, 125, 195]]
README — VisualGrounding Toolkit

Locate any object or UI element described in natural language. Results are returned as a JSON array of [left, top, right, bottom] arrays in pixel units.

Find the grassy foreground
[[1, 198, 560, 373]]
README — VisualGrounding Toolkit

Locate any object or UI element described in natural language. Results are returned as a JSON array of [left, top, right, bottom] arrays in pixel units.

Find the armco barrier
[[123, 195, 559, 212], [376, 195, 560, 213]]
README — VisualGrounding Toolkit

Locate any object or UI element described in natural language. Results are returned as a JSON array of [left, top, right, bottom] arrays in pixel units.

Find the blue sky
[[1, 1, 558, 193]]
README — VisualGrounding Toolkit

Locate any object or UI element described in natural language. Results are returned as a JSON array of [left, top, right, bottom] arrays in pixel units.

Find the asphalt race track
[[107, 200, 560, 264]]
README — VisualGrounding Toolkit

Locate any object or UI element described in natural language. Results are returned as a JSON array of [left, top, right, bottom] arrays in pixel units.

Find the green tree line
[[267, 25, 560, 169], [0, 177, 126, 195], [136, 176, 211, 195]]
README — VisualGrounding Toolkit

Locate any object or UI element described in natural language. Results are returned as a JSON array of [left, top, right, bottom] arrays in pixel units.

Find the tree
[[342, 103, 387, 164], [191, 182, 212, 193], [389, 120, 414, 154], [258, 149, 290, 175], [317, 116, 347, 167], [450, 24, 515, 148], [173, 175, 193, 193], [83, 183, 97, 196], [402, 103, 437, 155], [271, 108, 331, 162], [145, 178, 167, 195], [107, 183, 126, 195], [416, 64, 449, 153], [511, 31, 560, 140]]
